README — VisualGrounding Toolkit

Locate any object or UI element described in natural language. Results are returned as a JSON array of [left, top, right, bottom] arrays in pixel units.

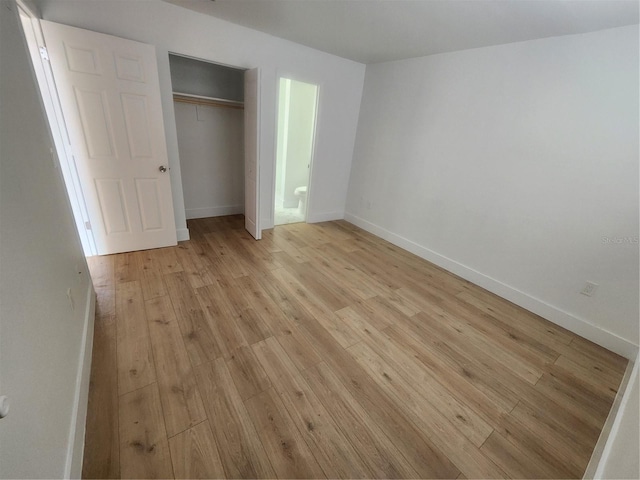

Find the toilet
[[294, 186, 308, 215]]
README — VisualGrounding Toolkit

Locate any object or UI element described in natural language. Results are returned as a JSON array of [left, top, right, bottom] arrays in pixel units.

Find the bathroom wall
[[173, 101, 244, 219], [283, 79, 317, 208], [346, 25, 639, 357], [280, 79, 318, 208], [275, 78, 290, 207]]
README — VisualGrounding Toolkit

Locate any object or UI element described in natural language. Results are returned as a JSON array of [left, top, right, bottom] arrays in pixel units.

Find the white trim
[[176, 227, 190, 242], [173, 91, 244, 107], [64, 283, 96, 478], [18, 11, 98, 256], [185, 204, 243, 220], [302, 80, 320, 224], [344, 212, 639, 359], [243, 66, 261, 239], [255, 67, 262, 240], [16, 0, 39, 18], [584, 357, 637, 479], [593, 359, 639, 479], [307, 210, 345, 223], [261, 217, 273, 230]]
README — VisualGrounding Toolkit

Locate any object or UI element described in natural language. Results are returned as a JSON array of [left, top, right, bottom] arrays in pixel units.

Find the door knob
[[159, 165, 167, 173]]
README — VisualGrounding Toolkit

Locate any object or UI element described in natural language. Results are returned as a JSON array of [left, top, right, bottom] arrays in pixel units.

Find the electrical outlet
[[581, 282, 599, 297]]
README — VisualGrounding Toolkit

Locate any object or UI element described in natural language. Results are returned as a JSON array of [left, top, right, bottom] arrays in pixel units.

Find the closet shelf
[[173, 92, 244, 110]]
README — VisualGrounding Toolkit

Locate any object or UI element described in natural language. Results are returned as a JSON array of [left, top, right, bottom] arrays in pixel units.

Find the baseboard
[[64, 282, 96, 478], [176, 227, 190, 242], [344, 212, 639, 360], [186, 205, 244, 220], [584, 356, 638, 478], [307, 210, 345, 223]]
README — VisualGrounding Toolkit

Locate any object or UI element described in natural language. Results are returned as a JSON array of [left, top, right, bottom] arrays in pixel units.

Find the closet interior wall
[[169, 54, 245, 220]]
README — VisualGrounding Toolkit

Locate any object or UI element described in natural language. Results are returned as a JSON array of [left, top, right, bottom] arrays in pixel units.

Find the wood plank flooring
[[82, 215, 628, 479]]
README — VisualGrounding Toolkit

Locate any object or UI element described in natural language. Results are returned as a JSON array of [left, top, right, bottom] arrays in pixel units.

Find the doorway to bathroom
[[274, 77, 319, 225]]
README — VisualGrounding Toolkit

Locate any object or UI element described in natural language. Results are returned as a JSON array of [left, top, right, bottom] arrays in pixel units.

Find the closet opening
[[274, 77, 319, 225], [169, 54, 246, 223]]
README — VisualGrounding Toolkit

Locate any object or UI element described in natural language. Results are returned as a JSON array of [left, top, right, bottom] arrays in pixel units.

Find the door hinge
[[85, 221, 92, 231], [39, 46, 49, 61]]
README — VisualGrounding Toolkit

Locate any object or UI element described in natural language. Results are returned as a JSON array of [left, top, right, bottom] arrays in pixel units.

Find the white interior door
[[41, 21, 177, 255], [244, 67, 261, 239]]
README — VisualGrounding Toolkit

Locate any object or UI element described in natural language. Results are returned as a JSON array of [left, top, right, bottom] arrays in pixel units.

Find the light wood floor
[[83, 215, 628, 479]]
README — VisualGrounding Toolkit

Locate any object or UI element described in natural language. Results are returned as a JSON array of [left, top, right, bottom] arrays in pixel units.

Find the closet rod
[[173, 92, 244, 110]]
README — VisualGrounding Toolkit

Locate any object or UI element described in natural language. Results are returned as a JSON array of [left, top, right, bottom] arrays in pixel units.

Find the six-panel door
[[41, 20, 177, 255]]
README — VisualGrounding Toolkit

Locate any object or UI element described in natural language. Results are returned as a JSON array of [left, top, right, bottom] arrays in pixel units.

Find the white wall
[[275, 78, 289, 206], [346, 25, 639, 357], [169, 53, 245, 102], [282, 79, 317, 208], [0, 1, 94, 477], [35, 0, 366, 233], [595, 357, 640, 479], [174, 102, 244, 219]]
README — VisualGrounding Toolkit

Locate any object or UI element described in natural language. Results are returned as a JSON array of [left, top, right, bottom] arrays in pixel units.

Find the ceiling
[[165, 0, 639, 64]]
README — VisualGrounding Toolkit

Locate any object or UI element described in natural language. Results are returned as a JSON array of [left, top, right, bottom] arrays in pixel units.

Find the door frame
[[167, 51, 262, 238], [271, 70, 322, 227], [244, 66, 261, 239], [17, 3, 98, 256], [19, 8, 267, 253]]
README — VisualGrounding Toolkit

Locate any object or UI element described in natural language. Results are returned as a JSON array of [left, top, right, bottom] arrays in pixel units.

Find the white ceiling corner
[[165, 0, 639, 64]]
